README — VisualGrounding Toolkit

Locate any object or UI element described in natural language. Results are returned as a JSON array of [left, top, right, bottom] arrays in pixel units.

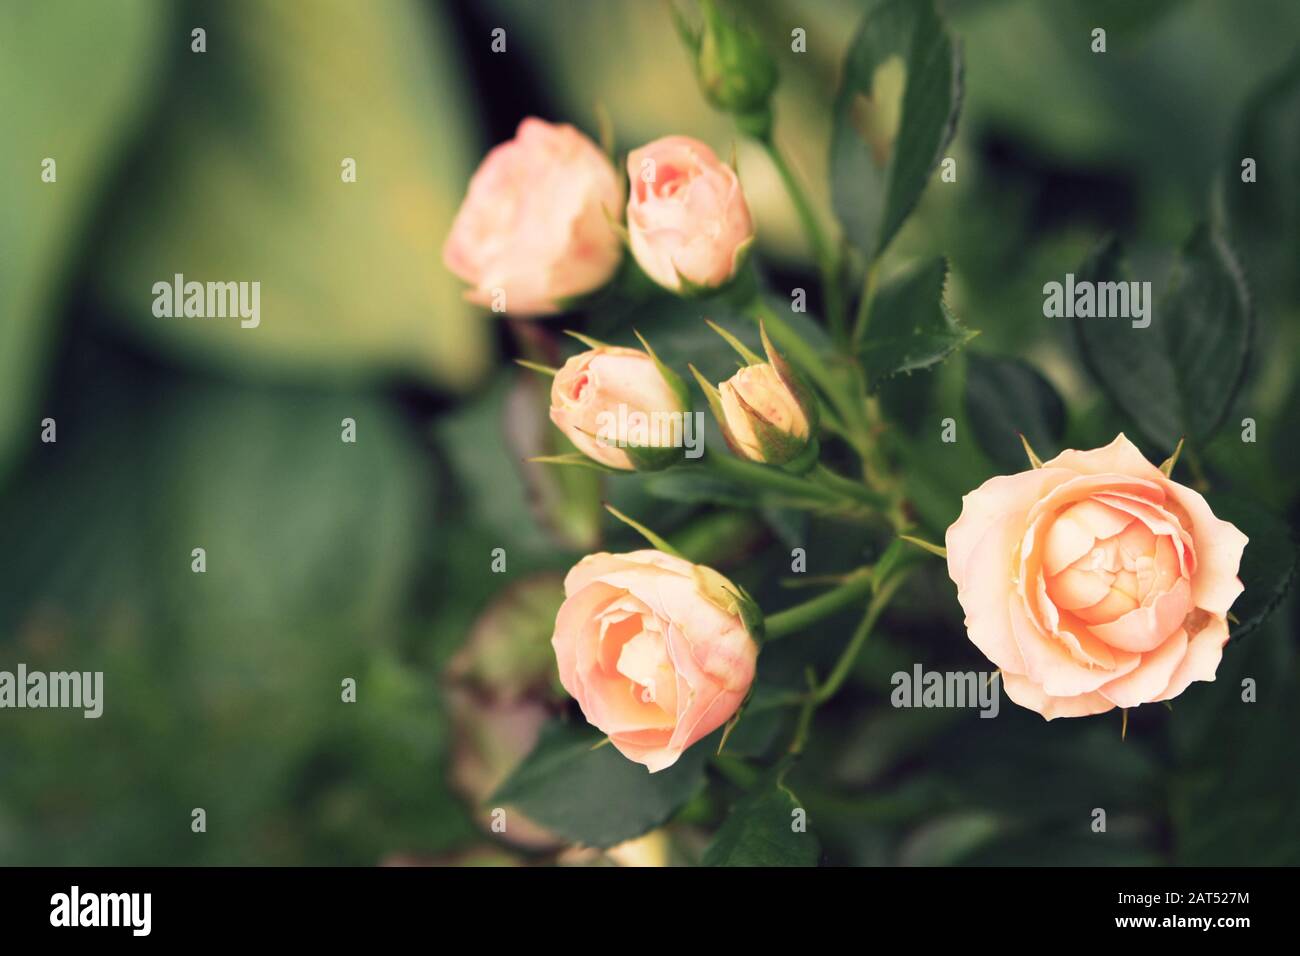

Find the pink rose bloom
[[443, 118, 623, 316], [552, 550, 759, 772], [945, 434, 1248, 719], [626, 136, 754, 292], [549, 346, 688, 471]]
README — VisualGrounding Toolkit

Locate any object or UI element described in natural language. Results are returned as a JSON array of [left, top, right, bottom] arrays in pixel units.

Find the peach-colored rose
[[719, 363, 811, 463], [549, 346, 688, 471], [551, 550, 759, 772], [945, 434, 1248, 719], [443, 118, 623, 316], [626, 136, 754, 292]]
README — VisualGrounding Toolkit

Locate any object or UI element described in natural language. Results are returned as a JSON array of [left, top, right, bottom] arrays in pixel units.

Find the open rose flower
[[626, 136, 754, 292], [551, 550, 759, 772], [443, 118, 623, 316], [549, 344, 689, 471], [945, 434, 1248, 719]]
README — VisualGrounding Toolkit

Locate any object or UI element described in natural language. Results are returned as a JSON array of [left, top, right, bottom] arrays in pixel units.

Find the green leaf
[[1071, 227, 1253, 450], [830, 0, 962, 260], [858, 258, 976, 386], [93, 0, 490, 392], [1206, 495, 1296, 640], [964, 353, 1066, 473], [492, 721, 708, 849], [702, 782, 820, 866], [1218, 53, 1300, 305], [0, 0, 165, 481]]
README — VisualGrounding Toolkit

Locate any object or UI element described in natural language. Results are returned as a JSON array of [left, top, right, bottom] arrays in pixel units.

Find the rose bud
[[674, 0, 778, 137], [443, 118, 624, 317], [692, 320, 817, 465], [548, 335, 692, 472], [944, 434, 1248, 719], [626, 136, 755, 294], [551, 550, 760, 772]]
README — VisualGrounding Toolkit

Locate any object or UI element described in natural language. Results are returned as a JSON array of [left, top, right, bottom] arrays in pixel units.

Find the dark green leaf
[[1071, 227, 1252, 449], [830, 0, 962, 260], [703, 781, 820, 866], [492, 721, 708, 849], [859, 258, 976, 386], [1219, 53, 1300, 305], [964, 353, 1066, 472], [1206, 495, 1296, 639]]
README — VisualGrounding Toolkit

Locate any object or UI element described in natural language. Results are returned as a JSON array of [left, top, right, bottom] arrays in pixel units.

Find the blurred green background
[[1, 0, 1297, 865]]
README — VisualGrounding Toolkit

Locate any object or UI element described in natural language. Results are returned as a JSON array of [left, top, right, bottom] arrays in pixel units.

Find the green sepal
[[621, 441, 681, 473], [689, 363, 744, 456], [633, 328, 692, 414], [515, 358, 558, 378], [604, 504, 685, 558], [730, 385, 812, 465], [692, 564, 765, 640], [759, 319, 820, 435], [705, 318, 764, 366], [527, 453, 622, 474], [563, 329, 614, 351]]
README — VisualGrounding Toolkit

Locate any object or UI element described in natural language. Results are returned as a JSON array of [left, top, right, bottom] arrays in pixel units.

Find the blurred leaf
[[95, 0, 490, 391], [899, 811, 1003, 866], [1072, 228, 1252, 450], [1219, 54, 1300, 305], [859, 258, 976, 386], [0, 0, 166, 480], [0, 345, 455, 863], [492, 721, 708, 849], [964, 352, 1065, 472], [447, 573, 566, 703], [1206, 495, 1297, 640], [505, 372, 604, 552], [830, 0, 962, 260], [703, 780, 819, 866]]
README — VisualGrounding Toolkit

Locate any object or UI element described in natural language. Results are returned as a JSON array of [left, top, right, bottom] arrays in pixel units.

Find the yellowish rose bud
[[719, 363, 811, 463], [693, 320, 819, 465]]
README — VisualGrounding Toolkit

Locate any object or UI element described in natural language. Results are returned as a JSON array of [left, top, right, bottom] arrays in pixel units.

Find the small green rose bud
[[675, 0, 778, 137]]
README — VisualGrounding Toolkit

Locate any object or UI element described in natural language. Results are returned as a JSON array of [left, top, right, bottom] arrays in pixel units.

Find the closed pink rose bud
[[626, 136, 754, 292], [944, 434, 1248, 719], [443, 118, 624, 316], [551, 550, 760, 772], [549, 344, 690, 471]]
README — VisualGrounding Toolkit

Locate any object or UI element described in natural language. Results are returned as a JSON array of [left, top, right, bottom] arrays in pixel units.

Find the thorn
[[1121, 708, 1129, 740]]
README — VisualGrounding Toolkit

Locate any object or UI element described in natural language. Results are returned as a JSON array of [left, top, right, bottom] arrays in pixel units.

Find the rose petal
[[1001, 672, 1116, 720], [1160, 482, 1249, 618], [1087, 577, 1191, 653], [1040, 432, 1165, 482], [1098, 628, 1189, 708], [1156, 614, 1230, 701], [1009, 596, 1139, 696]]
